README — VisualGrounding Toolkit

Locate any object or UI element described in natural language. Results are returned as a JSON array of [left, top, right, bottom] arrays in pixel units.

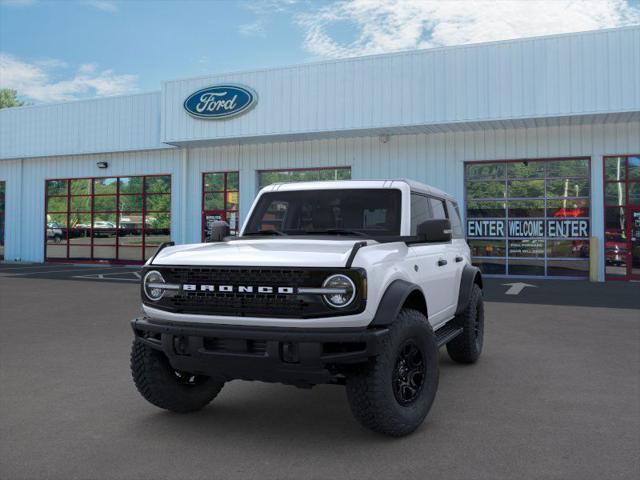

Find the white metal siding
[[0, 92, 168, 160], [0, 159, 22, 261], [170, 120, 639, 280], [162, 27, 640, 144], [0, 149, 183, 262], [1, 120, 639, 280]]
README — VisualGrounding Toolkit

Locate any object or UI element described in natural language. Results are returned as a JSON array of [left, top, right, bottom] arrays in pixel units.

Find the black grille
[[144, 266, 366, 319], [203, 338, 267, 356]]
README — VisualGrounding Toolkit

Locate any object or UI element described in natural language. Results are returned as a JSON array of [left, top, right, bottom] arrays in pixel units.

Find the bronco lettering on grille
[[182, 284, 296, 294]]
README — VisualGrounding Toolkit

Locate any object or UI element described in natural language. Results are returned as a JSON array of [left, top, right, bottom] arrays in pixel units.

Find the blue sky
[[1, 0, 639, 104]]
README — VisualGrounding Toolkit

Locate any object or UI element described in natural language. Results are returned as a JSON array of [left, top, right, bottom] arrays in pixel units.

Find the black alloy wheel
[[393, 340, 425, 405]]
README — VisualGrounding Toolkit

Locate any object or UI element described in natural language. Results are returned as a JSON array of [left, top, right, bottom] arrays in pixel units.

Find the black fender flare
[[369, 279, 427, 327], [455, 264, 483, 316]]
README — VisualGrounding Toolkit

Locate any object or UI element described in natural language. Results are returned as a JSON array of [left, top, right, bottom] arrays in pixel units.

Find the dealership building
[[1, 26, 639, 281]]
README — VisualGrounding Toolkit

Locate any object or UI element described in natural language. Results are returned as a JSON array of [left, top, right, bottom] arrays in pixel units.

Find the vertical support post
[[17, 158, 24, 262], [589, 236, 598, 282], [239, 167, 257, 231], [590, 154, 604, 281], [180, 148, 188, 244]]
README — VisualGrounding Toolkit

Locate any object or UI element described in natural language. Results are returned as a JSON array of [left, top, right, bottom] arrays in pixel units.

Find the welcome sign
[[467, 219, 589, 239], [184, 84, 257, 119]]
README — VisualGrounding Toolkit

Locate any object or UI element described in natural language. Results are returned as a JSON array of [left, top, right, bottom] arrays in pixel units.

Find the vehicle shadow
[[125, 356, 464, 446]]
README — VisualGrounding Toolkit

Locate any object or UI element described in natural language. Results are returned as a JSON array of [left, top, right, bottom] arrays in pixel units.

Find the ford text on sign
[[467, 219, 589, 238], [184, 84, 257, 119]]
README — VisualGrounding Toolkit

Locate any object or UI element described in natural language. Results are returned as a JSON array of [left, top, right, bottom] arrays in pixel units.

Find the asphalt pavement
[[0, 265, 639, 480]]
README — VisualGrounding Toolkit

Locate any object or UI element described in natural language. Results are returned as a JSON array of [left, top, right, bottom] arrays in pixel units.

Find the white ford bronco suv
[[131, 180, 484, 436]]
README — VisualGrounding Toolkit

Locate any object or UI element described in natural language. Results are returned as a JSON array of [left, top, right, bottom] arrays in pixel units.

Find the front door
[[630, 208, 640, 280]]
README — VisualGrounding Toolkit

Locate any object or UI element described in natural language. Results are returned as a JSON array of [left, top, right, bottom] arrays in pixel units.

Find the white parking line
[[1, 266, 138, 276], [0, 268, 123, 276], [72, 274, 139, 282], [71, 270, 141, 282], [0, 265, 58, 272]]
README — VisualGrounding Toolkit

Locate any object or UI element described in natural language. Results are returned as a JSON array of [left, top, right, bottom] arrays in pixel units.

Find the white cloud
[[83, 0, 118, 13], [34, 58, 69, 69], [0, 53, 138, 103], [242, 0, 299, 15], [238, 19, 267, 36], [297, 0, 640, 58]]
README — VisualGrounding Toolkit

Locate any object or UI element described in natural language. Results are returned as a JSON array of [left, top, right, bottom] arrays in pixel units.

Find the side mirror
[[206, 220, 230, 242], [414, 219, 452, 243]]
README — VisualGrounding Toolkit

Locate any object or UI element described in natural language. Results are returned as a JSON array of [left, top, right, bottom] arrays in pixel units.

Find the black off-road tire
[[446, 283, 484, 364], [345, 308, 439, 437], [131, 340, 224, 413]]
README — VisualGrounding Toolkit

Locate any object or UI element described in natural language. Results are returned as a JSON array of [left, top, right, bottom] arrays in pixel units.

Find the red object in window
[[553, 207, 585, 217]]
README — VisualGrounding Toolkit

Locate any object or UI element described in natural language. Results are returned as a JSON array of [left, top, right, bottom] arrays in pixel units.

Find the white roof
[[260, 179, 456, 201]]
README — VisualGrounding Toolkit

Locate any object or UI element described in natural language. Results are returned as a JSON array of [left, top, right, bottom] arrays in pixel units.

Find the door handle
[[455, 256, 464, 263], [437, 259, 448, 267]]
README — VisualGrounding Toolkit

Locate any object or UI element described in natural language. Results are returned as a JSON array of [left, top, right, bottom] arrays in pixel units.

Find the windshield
[[243, 189, 402, 237]]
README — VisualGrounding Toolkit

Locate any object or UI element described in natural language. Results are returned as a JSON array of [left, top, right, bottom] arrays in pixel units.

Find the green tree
[[0, 89, 24, 109]]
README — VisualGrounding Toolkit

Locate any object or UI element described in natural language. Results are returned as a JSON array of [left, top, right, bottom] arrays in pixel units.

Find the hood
[[151, 238, 366, 267]]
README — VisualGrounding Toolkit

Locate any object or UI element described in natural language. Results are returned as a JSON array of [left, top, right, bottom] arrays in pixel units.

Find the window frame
[[464, 157, 592, 278], [44, 174, 171, 264], [201, 171, 240, 239], [602, 154, 640, 281]]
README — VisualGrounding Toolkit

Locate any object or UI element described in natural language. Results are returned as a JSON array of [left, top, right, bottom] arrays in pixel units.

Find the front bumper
[[131, 317, 389, 387]]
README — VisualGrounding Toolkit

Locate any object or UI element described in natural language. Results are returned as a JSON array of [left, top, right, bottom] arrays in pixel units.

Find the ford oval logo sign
[[183, 84, 257, 119]]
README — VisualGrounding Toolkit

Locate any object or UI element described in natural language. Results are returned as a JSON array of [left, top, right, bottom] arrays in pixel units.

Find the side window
[[446, 200, 464, 238], [260, 200, 289, 231], [410, 193, 431, 234], [429, 198, 447, 220]]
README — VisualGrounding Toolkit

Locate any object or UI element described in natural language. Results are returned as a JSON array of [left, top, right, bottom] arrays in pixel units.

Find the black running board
[[435, 324, 463, 347]]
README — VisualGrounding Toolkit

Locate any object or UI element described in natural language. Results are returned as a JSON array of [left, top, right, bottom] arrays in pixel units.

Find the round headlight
[[322, 274, 356, 308], [143, 270, 166, 301]]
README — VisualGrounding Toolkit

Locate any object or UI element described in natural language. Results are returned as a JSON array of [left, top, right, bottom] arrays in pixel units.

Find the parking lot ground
[[1, 265, 639, 480]]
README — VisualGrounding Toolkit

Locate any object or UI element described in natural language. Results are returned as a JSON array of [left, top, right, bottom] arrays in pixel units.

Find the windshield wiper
[[302, 229, 368, 237], [243, 229, 286, 236]]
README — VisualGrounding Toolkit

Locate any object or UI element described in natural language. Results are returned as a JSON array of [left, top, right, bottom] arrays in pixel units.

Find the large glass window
[[202, 171, 239, 239], [464, 158, 591, 277], [0, 181, 5, 260], [45, 175, 171, 263], [257, 167, 351, 190], [244, 189, 401, 236], [603, 155, 640, 280]]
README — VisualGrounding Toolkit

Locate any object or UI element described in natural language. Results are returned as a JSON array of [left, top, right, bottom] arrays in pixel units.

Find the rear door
[[446, 199, 467, 307], [407, 193, 454, 325], [428, 197, 459, 320]]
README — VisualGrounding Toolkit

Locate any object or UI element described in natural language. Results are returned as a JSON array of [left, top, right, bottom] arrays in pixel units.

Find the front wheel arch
[[369, 280, 428, 327]]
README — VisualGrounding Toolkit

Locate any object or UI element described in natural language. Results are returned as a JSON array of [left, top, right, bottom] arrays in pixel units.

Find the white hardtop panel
[[259, 179, 455, 201]]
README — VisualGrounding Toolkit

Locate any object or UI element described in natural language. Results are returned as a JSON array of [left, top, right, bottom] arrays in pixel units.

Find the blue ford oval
[[183, 84, 257, 119]]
